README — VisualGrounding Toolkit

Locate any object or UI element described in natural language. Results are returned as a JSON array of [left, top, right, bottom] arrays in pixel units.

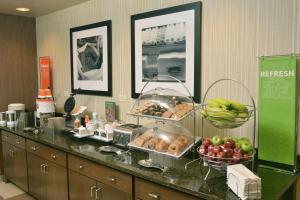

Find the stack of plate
[[227, 164, 261, 200]]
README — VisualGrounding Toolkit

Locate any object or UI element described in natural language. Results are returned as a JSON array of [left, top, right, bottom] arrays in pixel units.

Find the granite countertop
[[1, 127, 299, 200]]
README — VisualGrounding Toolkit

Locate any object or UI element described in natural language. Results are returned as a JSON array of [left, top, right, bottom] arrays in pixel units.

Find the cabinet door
[[97, 182, 132, 200], [27, 153, 46, 200], [2, 142, 13, 181], [69, 170, 97, 200], [13, 146, 28, 192], [46, 161, 68, 200]]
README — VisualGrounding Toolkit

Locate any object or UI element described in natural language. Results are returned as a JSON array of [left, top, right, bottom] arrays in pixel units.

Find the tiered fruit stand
[[198, 78, 256, 180]]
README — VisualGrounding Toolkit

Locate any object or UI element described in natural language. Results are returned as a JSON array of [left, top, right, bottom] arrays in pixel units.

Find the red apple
[[213, 145, 222, 154], [234, 147, 244, 155], [233, 152, 243, 163], [216, 151, 225, 162], [207, 145, 214, 153], [205, 151, 215, 160], [223, 147, 234, 158], [203, 138, 212, 147], [243, 153, 250, 161], [224, 139, 235, 149], [198, 144, 207, 155]]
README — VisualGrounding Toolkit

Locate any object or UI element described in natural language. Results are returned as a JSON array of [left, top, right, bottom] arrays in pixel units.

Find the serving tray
[[128, 137, 201, 159]]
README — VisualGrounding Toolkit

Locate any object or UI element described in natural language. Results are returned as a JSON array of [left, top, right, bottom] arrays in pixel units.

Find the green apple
[[239, 137, 251, 144], [241, 141, 253, 153], [235, 142, 241, 149], [212, 135, 223, 145]]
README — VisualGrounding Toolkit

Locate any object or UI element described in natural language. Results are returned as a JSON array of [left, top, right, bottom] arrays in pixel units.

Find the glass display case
[[128, 87, 198, 122], [127, 75, 200, 170]]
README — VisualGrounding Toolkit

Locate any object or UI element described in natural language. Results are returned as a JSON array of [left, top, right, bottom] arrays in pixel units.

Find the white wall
[[36, 0, 300, 153]]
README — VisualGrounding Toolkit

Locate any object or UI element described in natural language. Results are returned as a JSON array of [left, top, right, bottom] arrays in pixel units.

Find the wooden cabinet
[[68, 154, 132, 200], [1, 131, 205, 200], [46, 161, 68, 200], [2, 131, 28, 192], [27, 153, 46, 200], [26, 140, 68, 200], [135, 178, 200, 200], [69, 170, 97, 200], [2, 142, 13, 181]]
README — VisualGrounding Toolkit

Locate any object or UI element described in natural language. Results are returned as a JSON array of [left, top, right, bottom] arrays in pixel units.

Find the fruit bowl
[[200, 98, 255, 128], [197, 136, 255, 172], [197, 147, 254, 172]]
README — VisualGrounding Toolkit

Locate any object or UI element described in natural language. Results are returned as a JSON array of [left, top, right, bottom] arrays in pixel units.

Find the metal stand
[[129, 75, 199, 168], [200, 78, 257, 180]]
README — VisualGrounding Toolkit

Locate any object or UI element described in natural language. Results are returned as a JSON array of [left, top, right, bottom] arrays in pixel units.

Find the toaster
[[112, 124, 142, 148]]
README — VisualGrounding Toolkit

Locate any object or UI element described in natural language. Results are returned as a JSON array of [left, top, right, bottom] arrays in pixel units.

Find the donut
[[175, 136, 189, 146], [162, 110, 173, 118], [143, 137, 159, 149], [167, 141, 184, 155], [132, 137, 146, 147], [142, 130, 155, 140], [155, 139, 170, 152]]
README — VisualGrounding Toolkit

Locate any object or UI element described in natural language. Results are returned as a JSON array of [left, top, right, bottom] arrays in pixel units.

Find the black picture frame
[[131, 2, 201, 103], [70, 20, 112, 96]]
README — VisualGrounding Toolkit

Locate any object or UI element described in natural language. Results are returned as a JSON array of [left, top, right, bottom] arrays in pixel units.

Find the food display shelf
[[128, 137, 201, 159], [127, 104, 199, 122]]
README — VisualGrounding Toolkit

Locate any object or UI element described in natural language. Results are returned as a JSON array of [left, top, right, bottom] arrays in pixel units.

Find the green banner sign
[[258, 56, 297, 166]]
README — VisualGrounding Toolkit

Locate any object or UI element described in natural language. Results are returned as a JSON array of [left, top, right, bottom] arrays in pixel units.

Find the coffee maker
[[35, 89, 55, 128]]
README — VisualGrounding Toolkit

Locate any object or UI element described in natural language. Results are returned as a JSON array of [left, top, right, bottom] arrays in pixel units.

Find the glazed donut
[[155, 139, 170, 152], [167, 141, 184, 155], [143, 137, 159, 150], [175, 136, 189, 146]]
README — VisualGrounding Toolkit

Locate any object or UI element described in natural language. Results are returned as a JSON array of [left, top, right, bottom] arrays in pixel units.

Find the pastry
[[167, 141, 185, 155], [175, 136, 189, 146], [132, 137, 146, 147], [142, 130, 155, 139], [143, 137, 159, 149], [162, 110, 173, 118], [155, 139, 170, 152]]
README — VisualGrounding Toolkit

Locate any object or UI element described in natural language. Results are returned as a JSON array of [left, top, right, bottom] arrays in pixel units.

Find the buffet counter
[[0, 126, 299, 200]]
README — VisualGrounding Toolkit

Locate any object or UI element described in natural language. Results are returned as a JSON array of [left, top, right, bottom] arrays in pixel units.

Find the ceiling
[[0, 0, 91, 18]]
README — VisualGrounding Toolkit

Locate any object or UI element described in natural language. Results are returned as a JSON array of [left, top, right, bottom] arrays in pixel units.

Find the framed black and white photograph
[[131, 2, 201, 102], [70, 20, 112, 96]]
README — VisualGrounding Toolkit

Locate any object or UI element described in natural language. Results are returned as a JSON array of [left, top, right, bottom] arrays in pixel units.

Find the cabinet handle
[[95, 187, 102, 200], [148, 192, 160, 199], [16, 140, 20, 144], [79, 165, 84, 169], [31, 146, 38, 151], [40, 164, 45, 173], [44, 164, 48, 173], [107, 177, 117, 183], [9, 149, 15, 157], [51, 153, 57, 160], [4, 135, 8, 139], [90, 186, 96, 198]]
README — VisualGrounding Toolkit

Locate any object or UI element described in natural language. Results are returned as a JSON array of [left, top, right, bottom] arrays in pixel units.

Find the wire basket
[[200, 104, 255, 129], [197, 146, 255, 172]]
